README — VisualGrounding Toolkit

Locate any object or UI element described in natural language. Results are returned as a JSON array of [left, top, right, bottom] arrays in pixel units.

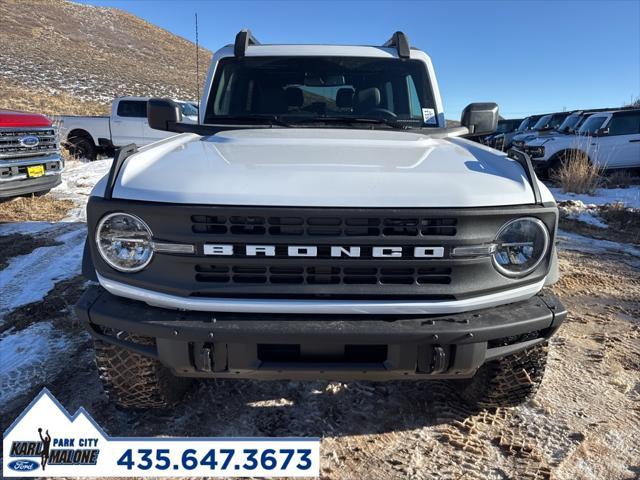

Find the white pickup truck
[[58, 96, 198, 159]]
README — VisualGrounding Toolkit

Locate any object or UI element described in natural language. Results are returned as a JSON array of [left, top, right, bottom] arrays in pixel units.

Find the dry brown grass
[[0, 195, 75, 222], [0, 78, 108, 116], [555, 151, 602, 195]]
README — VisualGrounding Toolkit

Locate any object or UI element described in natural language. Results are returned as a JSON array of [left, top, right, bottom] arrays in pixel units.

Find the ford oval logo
[[8, 459, 39, 472], [19, 135, 40, 147]]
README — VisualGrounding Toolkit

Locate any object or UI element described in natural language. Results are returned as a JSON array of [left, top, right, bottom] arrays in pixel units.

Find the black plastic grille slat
[[195, 264, 451, 286], [192, 214, 457, 237]]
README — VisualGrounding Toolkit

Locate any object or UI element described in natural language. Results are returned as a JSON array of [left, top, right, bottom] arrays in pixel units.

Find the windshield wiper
[[208, 115, 292, 127], [287, 115, 413, 129]]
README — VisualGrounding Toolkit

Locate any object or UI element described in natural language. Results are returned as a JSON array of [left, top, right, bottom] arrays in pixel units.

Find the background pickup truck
[[58, 96, 197, 159], [0, 109, 62, 198]]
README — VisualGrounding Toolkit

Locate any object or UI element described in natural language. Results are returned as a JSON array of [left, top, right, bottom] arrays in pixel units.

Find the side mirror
[[461, 102, 499, 135], [593, 127, 609, 137], [147, 98, 182, 131]]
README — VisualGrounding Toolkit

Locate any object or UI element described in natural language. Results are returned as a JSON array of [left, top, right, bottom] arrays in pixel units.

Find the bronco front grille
[[195, 264, 452, 286], [0, 128, 58, 159], [87, 198, 558, 300], [192, 214, 457, 237]]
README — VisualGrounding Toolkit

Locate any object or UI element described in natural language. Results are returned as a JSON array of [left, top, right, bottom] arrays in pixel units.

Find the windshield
[[518, 116, 542, 131], [204, 56, 438, 127], [548, 113, 569, 129], [517, 118, 531, 131], [179, 102, 198, 117], [578, 115, 607, 135], [533, 115, 552, 130], [558, 114, 581, 132], [495, 121, 511, 133]]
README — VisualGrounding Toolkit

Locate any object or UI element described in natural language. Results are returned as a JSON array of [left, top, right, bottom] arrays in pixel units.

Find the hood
[[513, 132, 538, 142], [0, 110, 52, 128], [109, 128, 548, 208]]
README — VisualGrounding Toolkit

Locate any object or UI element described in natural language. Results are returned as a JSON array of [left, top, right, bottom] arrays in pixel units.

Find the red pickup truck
[[0, 110, 63, 198]]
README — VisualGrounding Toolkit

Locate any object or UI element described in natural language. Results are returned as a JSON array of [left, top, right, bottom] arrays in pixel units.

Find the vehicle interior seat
[[354, 87, 381, 114], [336, 88, 354, 112]]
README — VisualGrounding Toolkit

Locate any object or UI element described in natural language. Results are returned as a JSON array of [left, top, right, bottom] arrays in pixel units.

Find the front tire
[[94, 333, 192, 409], [456, 343, 548, 409], [67, 135, 97, 161]]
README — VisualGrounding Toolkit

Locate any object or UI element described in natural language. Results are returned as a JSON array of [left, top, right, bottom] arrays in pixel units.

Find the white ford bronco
[[76, 31, 566, 409], [525, 109, 640, 176]]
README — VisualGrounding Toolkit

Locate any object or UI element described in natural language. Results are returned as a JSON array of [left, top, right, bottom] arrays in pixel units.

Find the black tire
[[94, 333, 192, 409], [456, 343, 548, 409], [67, 135, 97, 161], [32, 189, 51, 197]]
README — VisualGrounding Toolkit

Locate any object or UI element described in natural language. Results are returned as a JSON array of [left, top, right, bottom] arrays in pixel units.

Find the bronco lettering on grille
[[203, 244, 445, 258]]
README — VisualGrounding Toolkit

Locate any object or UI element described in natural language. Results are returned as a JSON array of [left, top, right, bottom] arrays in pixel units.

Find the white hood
[[107, 128, 553, 207]]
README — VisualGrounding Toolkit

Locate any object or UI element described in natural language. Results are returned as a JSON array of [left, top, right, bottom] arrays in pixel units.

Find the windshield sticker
[[422, 108, 437, 125]]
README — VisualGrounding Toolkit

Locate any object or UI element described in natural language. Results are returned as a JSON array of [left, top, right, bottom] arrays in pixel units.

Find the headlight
[[493, 218, 550, 278], [529, 146, 545, 158], [96, 212, 153, 272]]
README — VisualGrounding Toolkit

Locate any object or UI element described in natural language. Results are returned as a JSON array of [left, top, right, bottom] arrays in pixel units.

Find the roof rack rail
[[234, 29, 260, 57], [383, 31, 410, 58]]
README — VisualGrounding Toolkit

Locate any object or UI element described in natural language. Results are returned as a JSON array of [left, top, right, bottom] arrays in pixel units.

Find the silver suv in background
[[482, 118, 522, 148], [525, 109, 640, 176], [493, 114, 543, 151], [511, 111, 572, 149]]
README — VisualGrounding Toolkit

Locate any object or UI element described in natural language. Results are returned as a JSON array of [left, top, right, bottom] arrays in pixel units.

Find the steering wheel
[[365, 108, 398, 119]]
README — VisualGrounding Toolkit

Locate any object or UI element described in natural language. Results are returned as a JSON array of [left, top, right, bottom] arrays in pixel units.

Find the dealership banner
[[3, 389, 320, 477]]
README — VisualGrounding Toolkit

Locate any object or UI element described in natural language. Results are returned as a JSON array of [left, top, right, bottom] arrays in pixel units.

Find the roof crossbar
[[383, 31, 410, 58], [234, 29, 260, 57]]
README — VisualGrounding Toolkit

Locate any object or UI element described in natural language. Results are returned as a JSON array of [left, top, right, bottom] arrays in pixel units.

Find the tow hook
[[431, 346, 448, 374], [198, 346, 213, 372]]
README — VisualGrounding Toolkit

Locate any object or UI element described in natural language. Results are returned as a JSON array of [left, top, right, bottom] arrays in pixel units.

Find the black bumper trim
[[77, 285, 566, 380], [0, 174, 61, 198]]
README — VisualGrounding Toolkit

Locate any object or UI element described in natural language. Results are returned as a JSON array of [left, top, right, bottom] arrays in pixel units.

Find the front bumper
[[77, 285, 566, 381], [0, 153, 63, 197], [0, 172, 61, 198]]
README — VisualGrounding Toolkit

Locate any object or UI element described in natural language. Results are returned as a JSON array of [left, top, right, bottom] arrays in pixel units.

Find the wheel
[[67, 135, 97, 160], [456, 343, 548, 409], [94, 333, 192, 409]]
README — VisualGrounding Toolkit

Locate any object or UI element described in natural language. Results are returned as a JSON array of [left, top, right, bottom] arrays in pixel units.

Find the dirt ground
[[0, 222, 638, 480]]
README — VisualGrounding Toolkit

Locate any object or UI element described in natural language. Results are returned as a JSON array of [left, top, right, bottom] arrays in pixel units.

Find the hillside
[[0, 0, 211, 116]]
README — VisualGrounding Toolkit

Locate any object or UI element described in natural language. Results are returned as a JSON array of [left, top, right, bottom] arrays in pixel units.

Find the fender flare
[[548, 148, 591, 168], [65, 128, 98, 147]]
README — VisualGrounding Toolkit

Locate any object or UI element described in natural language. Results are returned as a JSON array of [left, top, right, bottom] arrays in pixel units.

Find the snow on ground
[[0, 221, 59, 236], [0, 321, 79, 406], [557, 200, 609, 229], [0, 224, 86, 322], [52, 158, 112, 221], [549, 186, 640, 209], [557, 229, 640, 261]]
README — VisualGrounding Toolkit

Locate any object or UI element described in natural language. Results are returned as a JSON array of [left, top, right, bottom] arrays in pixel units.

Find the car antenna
[[195, 12, 200, 124]]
